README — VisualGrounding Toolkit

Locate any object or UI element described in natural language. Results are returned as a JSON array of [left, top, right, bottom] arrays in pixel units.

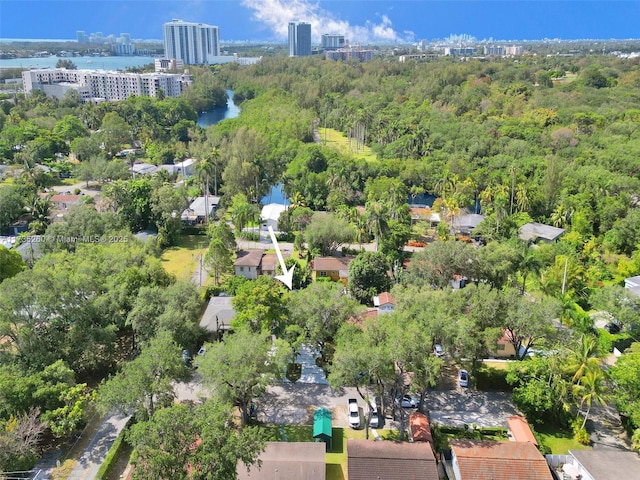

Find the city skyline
[[1, 1, 640, 44]]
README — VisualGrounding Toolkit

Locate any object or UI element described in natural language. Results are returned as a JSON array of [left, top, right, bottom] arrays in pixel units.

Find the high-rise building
[[76, 31, 86, 43], [288, 22, 312, 57], [321, 34, 345, 51], [163, 19, 220, 65]]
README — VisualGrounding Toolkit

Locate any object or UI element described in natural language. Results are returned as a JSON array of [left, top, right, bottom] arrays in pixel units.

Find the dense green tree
[[198, 330, 291, 426], [0, 186, 25, 233], [348, 251, 392, 305], [405, 240, 477, 289], [52, 114, 89, 142], [304, 212, 354, 256], [231, 276, 289, 333], [288, 282, 362, 361], [128, 400, 266, 480], [98, 331, 191, 420], [0, 245, 25, 283], [507, 354, 573, 427], [608, 344, 640, 451]]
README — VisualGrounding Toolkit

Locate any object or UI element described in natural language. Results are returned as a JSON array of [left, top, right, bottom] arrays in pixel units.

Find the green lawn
[[318, 127, 379, 163], [536, 425, 591, 454], [160, 234, 209, 280]]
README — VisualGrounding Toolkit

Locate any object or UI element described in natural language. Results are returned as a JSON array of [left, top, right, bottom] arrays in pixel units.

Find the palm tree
[[365, 201, 389, 252], [567, 334, 600, 384], [194, 156, 215, 225], [519, 246, 542, 294], [26, 196, 52, 235], [573, 368, 608, 430]]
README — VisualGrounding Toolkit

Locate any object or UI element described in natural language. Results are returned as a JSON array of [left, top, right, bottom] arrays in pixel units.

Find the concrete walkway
[[284, 344, 329, 385]]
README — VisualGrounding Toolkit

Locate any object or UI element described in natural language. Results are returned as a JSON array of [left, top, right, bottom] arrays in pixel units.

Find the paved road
[[65, 413, 131, 480]]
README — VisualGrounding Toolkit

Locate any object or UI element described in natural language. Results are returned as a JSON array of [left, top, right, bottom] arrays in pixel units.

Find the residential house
[[448, 439, 553, 480], [199, 296, 235, 335], [410, 206, 441, 225], [490, 330, 518, 359], [159, 158, 196, 178], [348, 439, 439, 480], [50, 194, 82, 212], [450, 214, 485, 235], [506, 416, 537, 446], [260, 203, 287, 232], [310, 256, 354, 283], [557, 448, 640, 480], [373, 292, 395, 314], [130, 163, 158, 176], [181, 196, 221, 225], [236, 442, 325, 480], [234, 250, 264, 280], [624, 275, 640, 297], [259, 253, 280, 277], [519, 222, 565, 244]]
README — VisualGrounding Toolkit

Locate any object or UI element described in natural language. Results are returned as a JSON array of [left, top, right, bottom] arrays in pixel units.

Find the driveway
[[426, 390, 519, 428]]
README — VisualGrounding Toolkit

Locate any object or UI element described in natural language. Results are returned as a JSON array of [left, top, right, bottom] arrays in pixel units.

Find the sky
[[1, 0, 639, 43]]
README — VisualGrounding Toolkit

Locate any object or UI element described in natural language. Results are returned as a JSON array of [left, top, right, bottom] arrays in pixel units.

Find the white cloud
[[241, 0, 406, 43]]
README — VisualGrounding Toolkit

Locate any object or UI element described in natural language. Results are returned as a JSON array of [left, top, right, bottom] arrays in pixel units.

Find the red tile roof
[[374, 292, 395, 306], [507, 416, 538, 446], [409, 412, 434, 445], [50, 194, 82, 203], [450, 440, 552, 480], [348, 439, 438, 480]]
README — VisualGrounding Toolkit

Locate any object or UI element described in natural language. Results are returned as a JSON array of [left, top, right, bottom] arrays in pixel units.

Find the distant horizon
[[1, 1, 639, 45]]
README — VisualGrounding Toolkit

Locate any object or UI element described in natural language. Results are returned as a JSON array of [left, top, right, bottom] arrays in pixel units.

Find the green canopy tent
[[313, 408, 333, 451]]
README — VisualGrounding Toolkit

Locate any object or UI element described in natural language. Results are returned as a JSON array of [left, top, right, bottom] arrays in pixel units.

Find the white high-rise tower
[[163, 19, 220, 65]]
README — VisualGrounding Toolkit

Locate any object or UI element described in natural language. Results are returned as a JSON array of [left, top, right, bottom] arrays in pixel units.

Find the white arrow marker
[[268, 225, 295, 290]]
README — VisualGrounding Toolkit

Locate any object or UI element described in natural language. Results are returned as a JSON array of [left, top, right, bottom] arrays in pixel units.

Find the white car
[[348, 398, 360, 428], [395, 394, 419, 409], [433, 344, 445, 357], [458, 369, 469, 388], [368, 404, 380, 428]]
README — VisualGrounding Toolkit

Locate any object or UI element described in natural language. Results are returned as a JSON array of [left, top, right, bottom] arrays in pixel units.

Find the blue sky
[[1, 1, 639, 43]]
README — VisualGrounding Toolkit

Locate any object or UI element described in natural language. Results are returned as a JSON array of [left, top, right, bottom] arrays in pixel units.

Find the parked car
[[395, 394, 419, 409], [181, 349, 192, 367], [348, 398, 360, 428], [458, 369, 469, 388], [368, 404, 380, 428], [433, 344, 445, 357], [197, 346, 207, 356]]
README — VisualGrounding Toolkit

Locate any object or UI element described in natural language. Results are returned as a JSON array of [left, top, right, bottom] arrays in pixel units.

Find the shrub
[[571, 418, 591, 446]]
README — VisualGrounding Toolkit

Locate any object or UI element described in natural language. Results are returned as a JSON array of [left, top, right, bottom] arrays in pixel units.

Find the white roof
[[261, 203, 287, 222]]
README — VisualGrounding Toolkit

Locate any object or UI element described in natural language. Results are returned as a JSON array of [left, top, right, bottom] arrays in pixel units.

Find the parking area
[[426, 390, 519, 428]]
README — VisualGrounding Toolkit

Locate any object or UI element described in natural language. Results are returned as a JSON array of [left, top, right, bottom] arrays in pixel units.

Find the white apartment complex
[[22, 68, 192, 102], [163, 19, 220, 65]]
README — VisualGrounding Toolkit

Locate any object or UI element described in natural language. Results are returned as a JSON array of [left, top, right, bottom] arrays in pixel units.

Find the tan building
[[310, 256, 354, 283]]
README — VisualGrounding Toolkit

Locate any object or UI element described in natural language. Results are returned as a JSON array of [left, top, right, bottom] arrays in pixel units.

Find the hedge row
[[95, 416, 136, 480]]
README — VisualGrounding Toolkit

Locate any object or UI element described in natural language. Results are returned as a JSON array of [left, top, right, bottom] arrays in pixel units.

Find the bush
[[238, 231, 259, 241], [475, 365, 511, 391], [571, 418, 591, 446]]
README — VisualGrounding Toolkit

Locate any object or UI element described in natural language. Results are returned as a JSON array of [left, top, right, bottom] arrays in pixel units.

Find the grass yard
[[536, 425, 591, 454], [161, 234, 209, 280], [318, 127, 379, 163]]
